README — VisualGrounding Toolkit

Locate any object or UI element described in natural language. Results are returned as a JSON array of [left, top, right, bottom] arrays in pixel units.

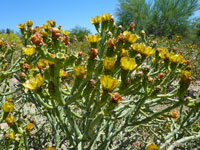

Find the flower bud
[[90, 48, 98, 59], [62, 35, 70, 46], [50, 27, 61, 39], [140, 30, 145, 35], [158, 73, 165, 80], [90, 79, 96, 87], [109, 92, 123, 104], [129, 22, 135, 31], [117, 33, 125, 43], [31, 32, 43, 46], [170, 112, 179, 119], [23, 63, 30, 70], [108, 38, 115, 49], [78, 51, 83, 57]]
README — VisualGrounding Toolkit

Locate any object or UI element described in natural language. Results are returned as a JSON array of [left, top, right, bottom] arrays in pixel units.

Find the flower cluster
[[158, 48, 186, 64]]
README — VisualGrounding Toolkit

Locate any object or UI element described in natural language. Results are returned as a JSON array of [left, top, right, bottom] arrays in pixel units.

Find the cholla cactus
[[0, 14, 199, 150]]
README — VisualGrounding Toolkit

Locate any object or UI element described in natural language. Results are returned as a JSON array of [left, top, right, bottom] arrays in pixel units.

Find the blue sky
[[0, 0, 199, 34], [0, 0, 119, 33]]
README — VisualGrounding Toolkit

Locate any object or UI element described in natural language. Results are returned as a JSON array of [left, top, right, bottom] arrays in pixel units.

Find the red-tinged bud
[[184, 60, 191, 66], [109, 92, 123, 104], [78, 51, 83, 57], [129, 22, 135, 31], [62, 35, 70, 46], [186, 65, 192, 71], [179, 50, 183, 55], [161, 61, 165, 65], [173, 47, 178, 52], [151, 40, 157, 45], [23, 114, 27, 119], [31, 32, 43, 46], [31, 131, 36, 136], [118, 34, 125, 43], [18, 72, 26, 78], [53, 21, 56, 26], [58, 25, 62, 29], [108, 38, 115, 49], [50, 27, 61, 39], [90, 48, 98, 59], [148, 77, 154, 83], [23, 63, 30, 70], [30, 120, 36, 124], [90, 79, 96, 87], [158, 73, 165, 80]]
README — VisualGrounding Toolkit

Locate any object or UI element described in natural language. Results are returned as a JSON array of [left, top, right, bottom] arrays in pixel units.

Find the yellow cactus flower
[[23, 74, 44, 91], [90, 16, 101, 25], [123, 31, 139, 44], [37, 59, 54, 69], [157, 48, 169, 59], [86, 34, 101, 43], [146, 143, 160, 150], [8, 131, 15, 140], [103, 57, 115, 71], [132, 43, 155, 56], [0, 40, 4, 46], [23, 45, 36, 56], [1, 102, 14, 113], [142, 46, 155, 56], [61, 30, 69, 36], [74, 66, 86, 79], [101, 13, 112, 22], [100, 75, 118, 91], [46, 19, 54, 26], [26, 20, 33, 27], [120, 57, 137, 71], [42, 24, 50, 30], [59, 69, 68, 77], [181, 70, 192, 84], [151, 58, 156, 64], [18, 23, 26, 29], [6, 114, 16, 126], [120, 48, 129, 57], [27, 122, 34, 131], [168, 53, 183, 64]]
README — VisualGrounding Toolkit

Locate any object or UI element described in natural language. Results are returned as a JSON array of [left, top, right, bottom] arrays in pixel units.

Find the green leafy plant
[[0, 15, 199, 150]]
